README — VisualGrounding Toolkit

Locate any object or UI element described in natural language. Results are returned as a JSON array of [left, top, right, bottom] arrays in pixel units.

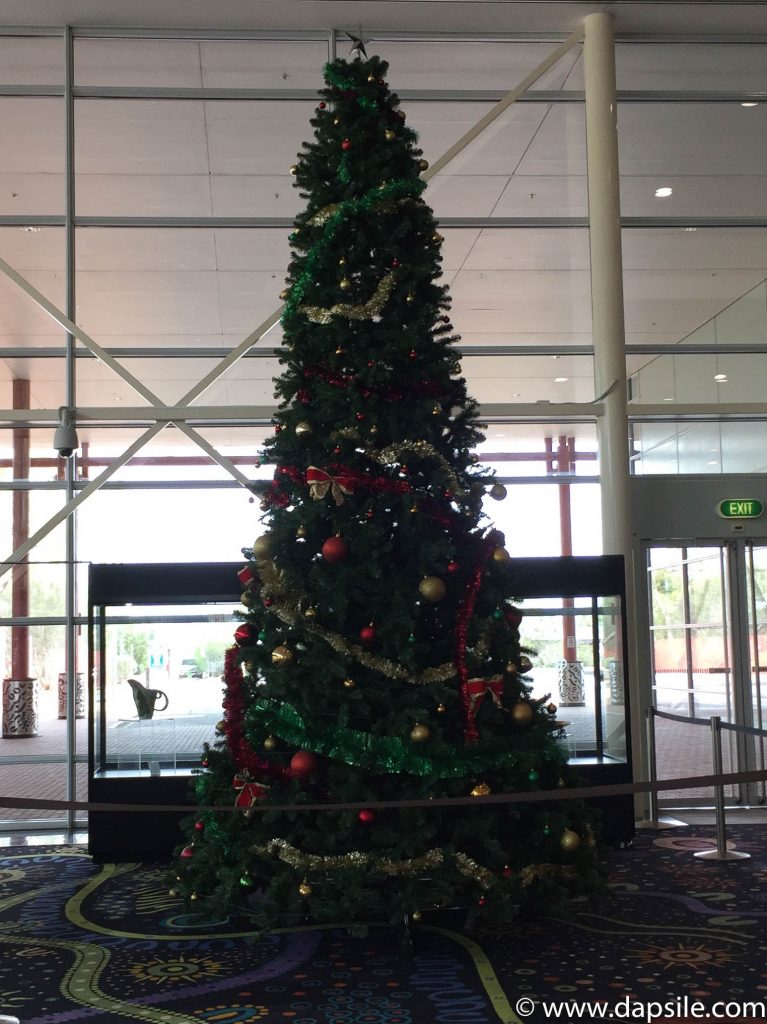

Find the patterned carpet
[[1, 826, 767, 1024]]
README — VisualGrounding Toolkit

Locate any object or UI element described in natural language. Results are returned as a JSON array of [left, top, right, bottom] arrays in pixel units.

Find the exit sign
[[716, 499, 764, 519]]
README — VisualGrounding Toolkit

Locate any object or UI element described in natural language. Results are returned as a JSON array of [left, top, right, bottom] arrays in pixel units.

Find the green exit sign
[[716, 499, 764, 519]]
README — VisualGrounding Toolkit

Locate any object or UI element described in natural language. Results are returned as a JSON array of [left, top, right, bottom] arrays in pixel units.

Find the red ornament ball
[[180, 846, 194, 859], [359, 625, 377, 644], [194, 820, 204, 832], [318, 101, 326, 109], [447, 561, 459, 573], [358, 809, 376, 824], [234, 623, 257, 646], [391, 258, 400, 268], [341, 138, 352, 151], [290, 750, 319, 779], [274, 424, 282, 433], [322, 535, 349, 563]]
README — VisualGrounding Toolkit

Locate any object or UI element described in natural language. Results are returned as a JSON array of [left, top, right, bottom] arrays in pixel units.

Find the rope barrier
[[2, 765, 766, 816]]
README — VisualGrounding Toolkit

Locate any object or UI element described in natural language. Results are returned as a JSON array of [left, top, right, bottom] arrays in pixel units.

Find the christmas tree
[[171, 52, 600, 929]]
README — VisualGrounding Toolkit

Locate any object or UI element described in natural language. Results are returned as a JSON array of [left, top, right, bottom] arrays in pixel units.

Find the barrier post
[[694, 716, 750, 862], [635, 705, 685, 829]]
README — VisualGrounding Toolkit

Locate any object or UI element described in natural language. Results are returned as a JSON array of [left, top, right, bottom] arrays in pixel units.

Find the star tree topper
[[345, 31, 368, 59]]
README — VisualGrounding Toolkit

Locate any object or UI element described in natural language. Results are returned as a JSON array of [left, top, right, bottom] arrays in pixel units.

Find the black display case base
[[88, 773, 194, 862]]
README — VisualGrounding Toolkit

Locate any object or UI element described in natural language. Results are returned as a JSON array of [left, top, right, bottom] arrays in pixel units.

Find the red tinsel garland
[[455, 537, 495, 744], [222, 646, 290, 781]]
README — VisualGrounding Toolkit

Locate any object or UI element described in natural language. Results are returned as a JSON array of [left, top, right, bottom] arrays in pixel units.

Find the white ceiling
[[0, 3, 765, 461]]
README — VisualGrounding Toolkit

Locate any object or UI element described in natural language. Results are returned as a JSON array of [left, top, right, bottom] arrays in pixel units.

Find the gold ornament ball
[[505, 662, 518, 675], [510, 701, 534, 726], [432, 232, 443, 243], [295, 421, 312, 438], [190, 892, 198, 901], [303, 605, 317, 620], [410, 722, 430, 743], [519, 655, 533, 672], [418, 575, 446, 603], [367, 73, 376, 82], [289, 164, 298, 175], [418, 158, 429, 171], [546, 702, 558, 715], [215, 719, 226, 734], [492, 545, 511, 563], [298, 880, 313, 897], [560, 829, 581, 852], [369, 424, 379, 435], [436, 702, 447, 713], [405, 293, 415, 304], [384, 129, 396, 141], [279, 287, 290, 300], [241, 590, 254, 607], [343, 677, 356, 689], [338, 255, 346, 266], [296, 525, 308, 539], [470, 782, 491, 797], [490, 483, 508, 501], [411, 910, 423, 922], [253, 533, 272, 559], [339, 276, 352, 291], [259, 499, 270, 511], [271, 644, 295, 667], [264, 735, 278, 750]]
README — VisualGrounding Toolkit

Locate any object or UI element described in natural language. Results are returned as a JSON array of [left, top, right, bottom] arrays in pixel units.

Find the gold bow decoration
[[233, 771, 270, 810], [467, 675, 505, 713], [306, 466, 357, 506]]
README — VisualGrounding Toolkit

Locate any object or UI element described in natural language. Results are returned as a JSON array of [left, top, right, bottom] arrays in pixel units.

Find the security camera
[[53, 406, 79, 458]]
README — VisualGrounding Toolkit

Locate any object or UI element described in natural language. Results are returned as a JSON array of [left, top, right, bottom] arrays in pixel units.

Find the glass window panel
[[623, 229, 767, 350], [632, 421, 767, 475], [461, 353, 594, 404], [0, 34, 64, 85], [618, 103, 767, 218], [200, 39, 328, 89], [77, 483, 260, 563], [616, 42, 767, 92], [381, 40, 583, 92], [480, 425, 599, 479], [0, 98, 63, 215]]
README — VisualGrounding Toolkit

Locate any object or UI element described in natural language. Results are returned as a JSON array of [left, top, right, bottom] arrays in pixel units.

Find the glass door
[[646, 541, 767, 806]]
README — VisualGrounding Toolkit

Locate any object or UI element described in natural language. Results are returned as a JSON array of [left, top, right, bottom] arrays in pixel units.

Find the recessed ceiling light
[[707, 460, 718, 466], [714, 373, 728, 382], [741, 102, 758, 107], [654, 186, 673, 198], [663, 397, 674, 402], [554, 377, 569, 383]]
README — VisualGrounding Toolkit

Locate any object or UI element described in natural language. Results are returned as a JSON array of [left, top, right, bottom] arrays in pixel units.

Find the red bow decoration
[[306, 466, 357, 506], [467, 675, 505, 716], [233, 772, 269, 809]]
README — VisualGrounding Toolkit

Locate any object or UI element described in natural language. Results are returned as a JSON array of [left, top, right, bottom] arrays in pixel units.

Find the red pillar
[[11, 378, 31, 681]]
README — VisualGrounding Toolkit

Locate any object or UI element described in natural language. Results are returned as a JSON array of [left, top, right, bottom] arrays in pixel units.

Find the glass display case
[[88, 562, 242, 858], [88, 557, 632, 858], [509, 555, 633, 843]]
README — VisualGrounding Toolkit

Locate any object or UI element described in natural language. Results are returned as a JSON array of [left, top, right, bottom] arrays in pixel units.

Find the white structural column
[[583, 12, 631, 559], [583, 13, 645, 794]]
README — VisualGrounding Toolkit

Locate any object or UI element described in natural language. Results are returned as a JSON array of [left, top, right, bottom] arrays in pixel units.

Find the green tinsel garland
[[282, 179, 425, 320], [250, 697, 565, 778]]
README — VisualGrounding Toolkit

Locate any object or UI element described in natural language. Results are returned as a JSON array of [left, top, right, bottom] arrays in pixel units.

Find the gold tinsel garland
[[254, 838, 501, 887], [329, 431, 468, 497], [518, 863, 580, 888], [255, 555, 458, 685], [301, 271, 397, 324], [453, 851, 496, 890]]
